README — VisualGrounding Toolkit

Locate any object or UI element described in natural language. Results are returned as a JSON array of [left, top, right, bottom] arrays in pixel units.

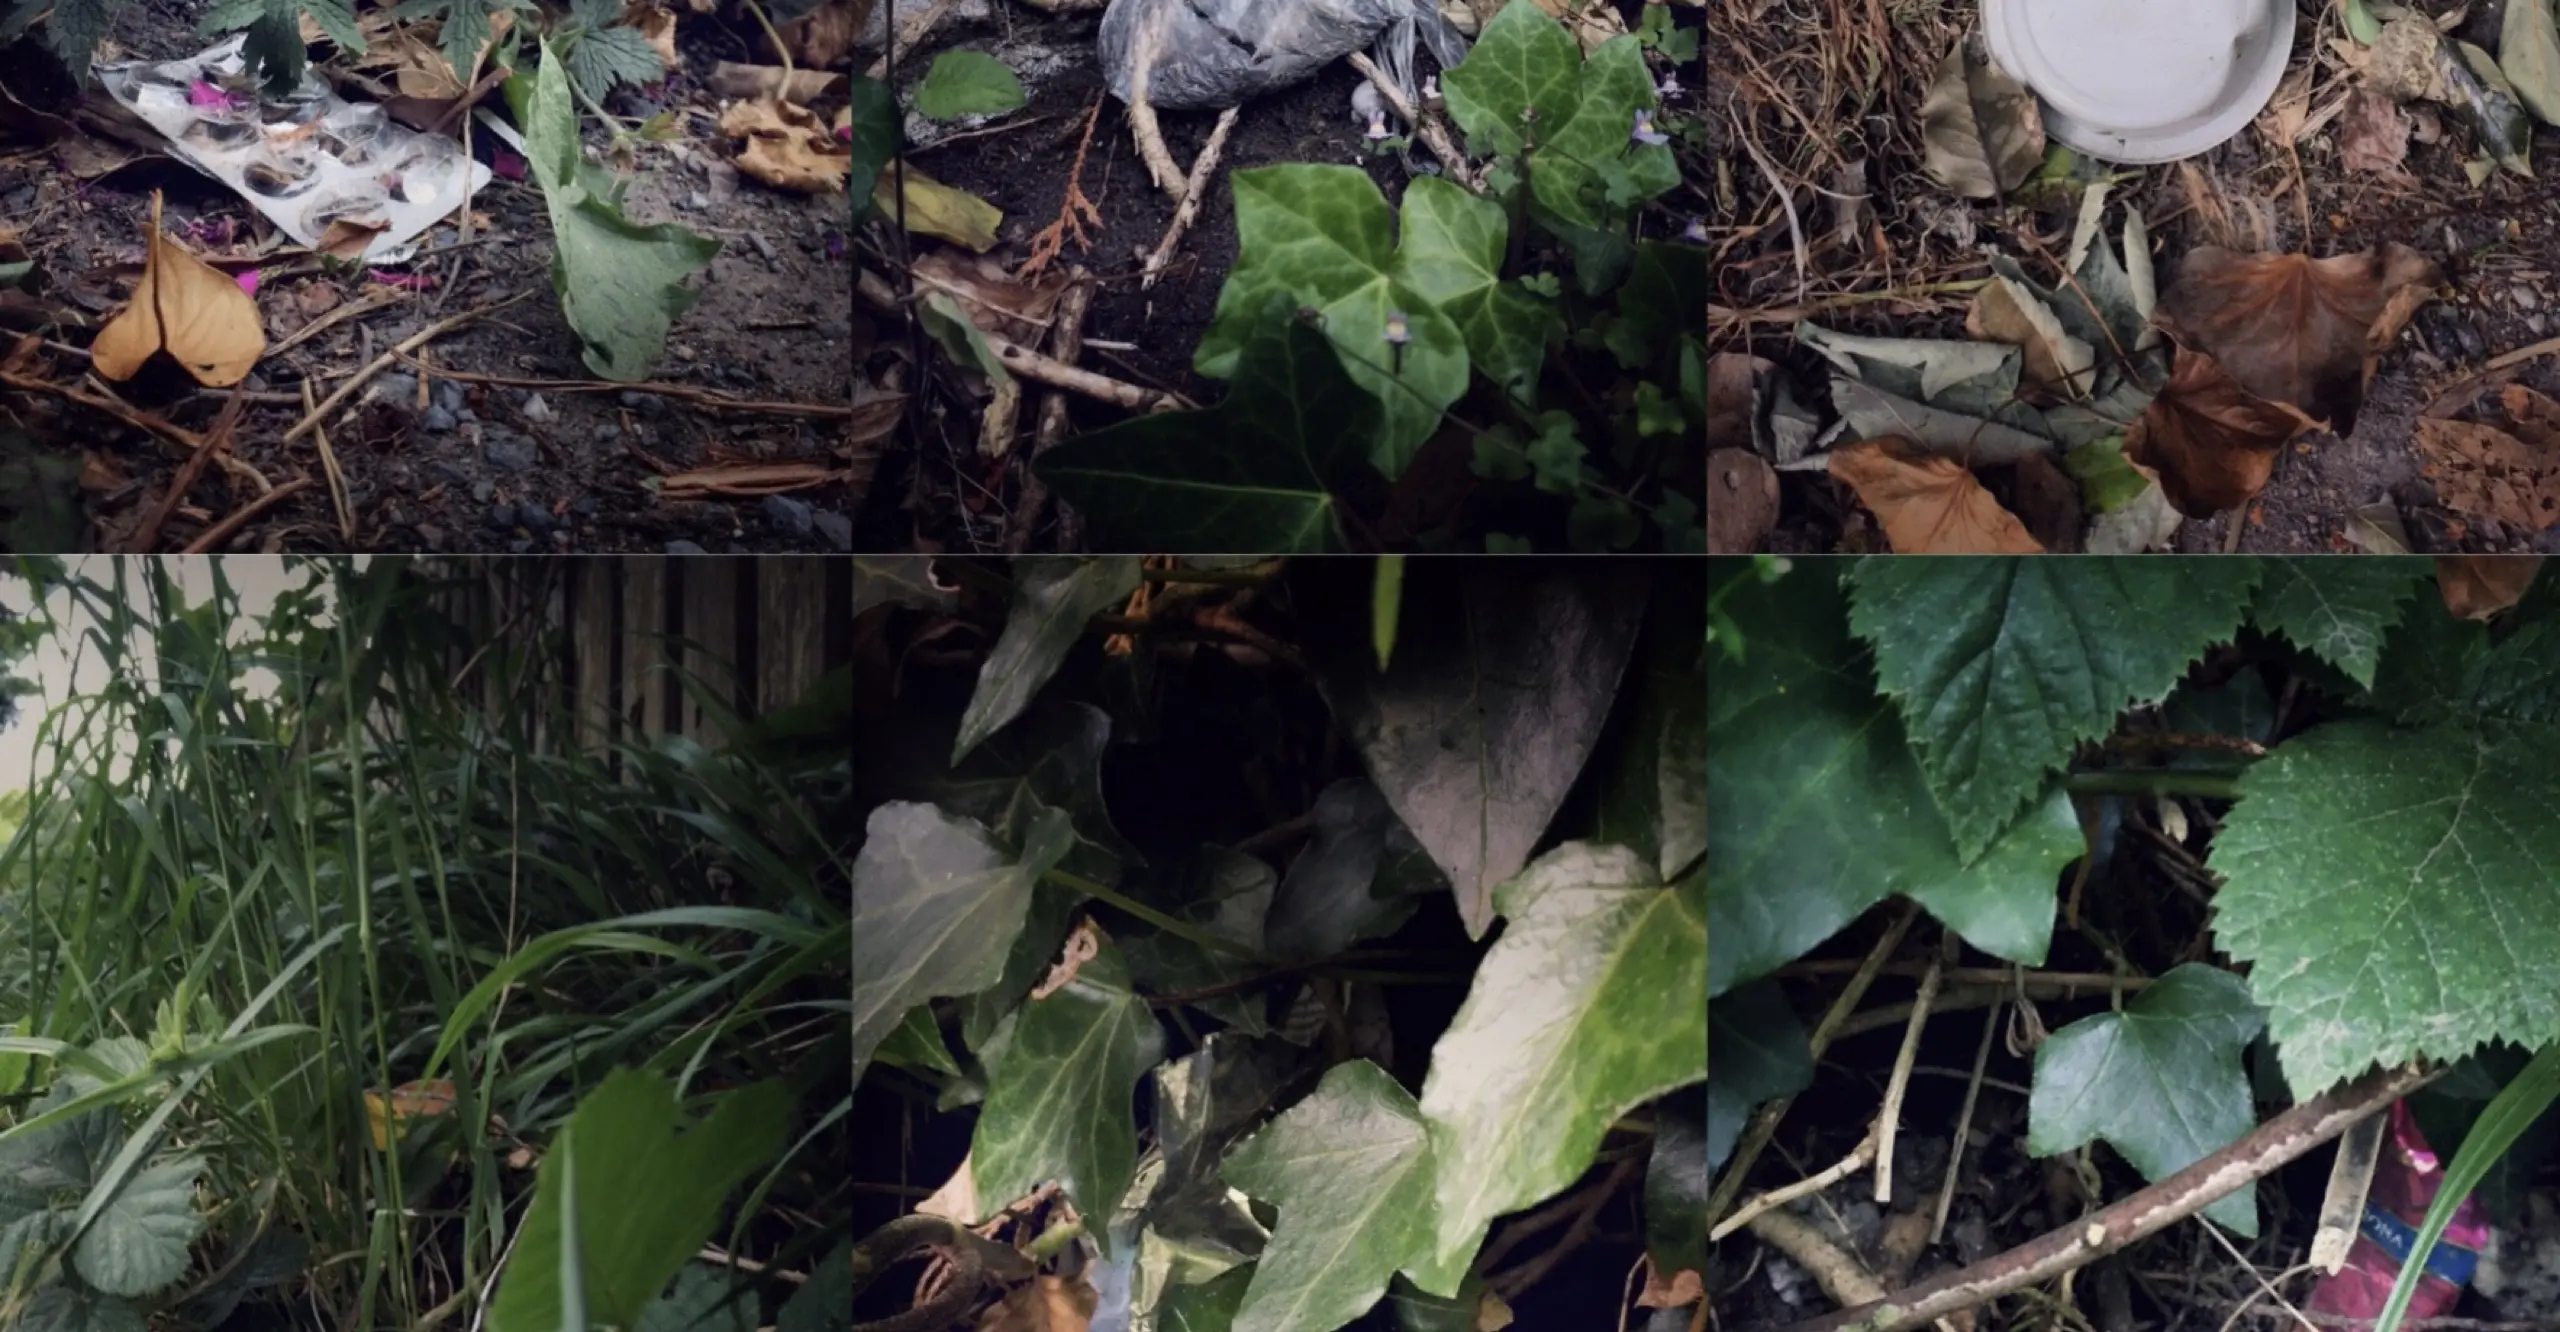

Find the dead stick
[[1142, 106, 1240, 290], [1127, 0, 1188, 201], [986, 332, 1188, 412], [1009, 265, 1096, 553], [1769, 1062, 2439, 1332], [302, 377, 356, 544], [1346, 51, 1480, 191], [388, 355, 855, 418], [126, 380, 249, 553], [283, 291, 534, 443], [181, 476, 314, 553]]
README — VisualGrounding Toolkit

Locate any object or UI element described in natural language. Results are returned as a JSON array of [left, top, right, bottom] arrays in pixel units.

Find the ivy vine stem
[[1041, 867, 1270, 964]]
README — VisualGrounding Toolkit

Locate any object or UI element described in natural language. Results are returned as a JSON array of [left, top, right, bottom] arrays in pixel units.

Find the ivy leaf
[[874, 699, 1140, 886], [1409, 843, 1706, 1295], [850, 802, 1072, 1082], [971, 931, 1165, 1257], [18, 1284, 144, 1332], [563, 24, 667, 103], [2249, 557, 2430, 688], [1264, 780, 1441, 961], [1222, 1060, 1435, 1332], [1123, 848, 1279, 1036], [953, 558, 1144, 765], [1194, 166, 1470, 479], [1646, 1090, 1708, 1275], [1036, 311, 1381, 553], [72, 1156, 204, 1296], [1708, 564, 2082, 996], [1846, 557, 2259, 860], [1301, 559, 1650, 938], [1439, 4, 1677, 230], [2210, 718, 2560, 1094], [1707, 981, 1810, 1173], [1393, 177, 1556, 399], [2027, 963, 2266, 1235], [914, 50, 1027, 120], [874, 1005, 963, 1078]]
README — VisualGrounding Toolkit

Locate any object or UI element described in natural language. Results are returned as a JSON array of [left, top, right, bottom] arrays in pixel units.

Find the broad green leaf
[[636, 1263, 757, 1332], [1386, 1272, 1492, 1332], [1164, 1265, 1255, 1332], [914, 50, 1027, 119], [1223, 1060, 1435, 1332], [845, 76, 898, 225], [2250, 557, 2430, 688], [489, 1072, 792, 1332], [850, 802, 1072, 1081], [71, 1156, 203, 1296], [1846, 557, 2259, 859], [2211, 718, 2560, 1094], [972, 931, 1165, 1256], [962, 878, 1083, 1054], [869, 699, 1140, 886], [18, 1284, 144, 1332], [1618, 240, 1707, 364], [1410, 843, 1706, 1294], [776, 1239, 855, 1332], [1393, 178, 1556, 398], [1646, 1091, 1707, 1274], [953, 557, 1143, 764], [1440, 4, 1676, 228], [1440, 0, 1579, 159], [1123, 848, 1278, 1035], [2027, 963, 2266, 1235], [1708, 565, 2081, 995], [524, 39, 720, 381], [1302, 559, 1650, 938], [1707, 980, 1810, 1173], [1264, 780, 1440, 961], [0, 1083, 118, 1192], [1037, 312, 1380, 552], [1195, 166, 1470, 478], [875, 1005, 963, 1078]]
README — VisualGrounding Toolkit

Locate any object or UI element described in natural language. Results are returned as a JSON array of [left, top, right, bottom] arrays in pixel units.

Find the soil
[[0, 0, 856, 552], [1710, 0, 2560, 554]]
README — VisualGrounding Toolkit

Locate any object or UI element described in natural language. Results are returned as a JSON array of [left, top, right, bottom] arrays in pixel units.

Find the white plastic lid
[[1982, 0, 2295, 165]]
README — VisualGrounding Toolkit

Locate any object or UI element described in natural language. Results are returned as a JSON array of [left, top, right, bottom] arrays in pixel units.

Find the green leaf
[[1707, 565, 2082, 995], [1409, 843, 1706, 1294], [489, 1071, 792, 1332], [523, 38, 719, 381], [2027, 963, 2266, 1235], [2249, 557, 2430, 688], [1301, 560, 1650, 937], [1222, 1060, 1435, 1332], [874, 1005, 963, 1078], [71, 1155, 203, 1296], [953, 558, 1144, 765], [0, 1083, 119, 1192], [1195, 166, 1470, 478], [1164, 1265, 1256, 1332], [198, 0, 359, 92], [871, 699, 1140, 887], [1441, 5, 1676, 229], [2210, 717, 2560, 1094], [1264, 780, 1440, 961], [636, 1263, 757, 1332], [1394, 177, 1556, 398], [1037, 312, 1379, 553], [1440, 0, 1579, 159], [1123, 848, 1278, 1035], [920, 291, 1010, 383], [15, 0, 112, 76], [563, 24, 667, 102], [914, 50, 1027, 119], [845, 76, 898, 221], [971, 930, 1165, 1257], [394, 0, 533, 81], [1646, 1090, 1708, 1274], [776, 1239, 854, 1332], [1707, 980, 1810, 1173], [1618, 240, 1707, 361], [850, 802, 1072, 1081], [18, 1284, 144, 1332], [1846, 557, 2259, 859]]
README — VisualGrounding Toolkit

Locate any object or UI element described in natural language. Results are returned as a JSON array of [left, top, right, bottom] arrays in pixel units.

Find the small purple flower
[[1631, 109, 1669, 147], [1422, 74, 1440, 102], [1365, 108, 1391, 142], [1657, 70, 1683, 99], [1682, 216, 1707, 243]]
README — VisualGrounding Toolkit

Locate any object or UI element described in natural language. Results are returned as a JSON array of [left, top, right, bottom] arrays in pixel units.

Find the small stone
[[813, 510, 852, 551], [687, 190, 712, 211], [433, 379, 466, 412], [484, 503, 517, 531], [376, 372, 418, 404], [665, 538, 709, 555], [519, 504, 558, 535], [455, 407, 477, 424], [746, 232, 777, 262], [422, 404, 458, 433], [619, 390, 668, 416], [594, 422, 622, 442], [761, 494, 814, 537], [2519, 286, 2543, 311], [522, 392, 554, 422], [472, 479, 495, 503], [484, 433, 539, 473]]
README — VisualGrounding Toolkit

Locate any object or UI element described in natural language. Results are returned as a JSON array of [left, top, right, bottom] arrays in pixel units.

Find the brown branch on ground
[[985, 332, 1189, 412], [1142, 105, 1241, 291], [1126, 2, 1189, 202], [181, 476, 313, 553], [127, 379, 249, 553], [1008, 263, 1097, 552], [1022, 93, 1107, 284], [1345, 52, 1480, 192]]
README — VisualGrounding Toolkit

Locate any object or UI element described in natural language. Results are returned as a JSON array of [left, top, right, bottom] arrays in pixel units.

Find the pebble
[[518, 505, 558, 535], [433, 379, 466, 413], [746, 232, 777, 262], [687, 190, 712, 211], [376, 372, 418, 404], [762, 494, 814, 537], [484, 433, 539, 473], [522, 392, 554, 422], [813, 510, 852, 552], [619, 390, 668, 417], [422, 404, 458, 433], [593, 422, 622, 442], [426, 460, 472, 489], [484, 503, 517, 531], [472, 479, 495, 503], [665, 538, 709, 555]]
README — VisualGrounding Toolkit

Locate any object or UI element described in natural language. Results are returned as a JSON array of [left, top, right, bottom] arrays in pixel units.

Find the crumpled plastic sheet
[[1097, 0, 1471, 115], [91, 35, 493, 266]]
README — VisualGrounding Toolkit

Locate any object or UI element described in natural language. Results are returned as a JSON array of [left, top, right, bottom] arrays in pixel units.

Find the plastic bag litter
[[1097, 0, 1471, 115]]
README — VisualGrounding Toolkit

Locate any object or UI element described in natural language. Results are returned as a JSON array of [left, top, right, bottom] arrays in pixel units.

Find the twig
[[1126, 0, 1189, 201], [1747, 1209, 1888, 1308], [126, 377, 249, 552], [1345, 52, 1481, 192], [301, 378, 356, 544], [2200, 1220, 2322, 1332], [389, 356, 857, 418], [1009, 265, 1096, 552], [985, 332, 1190, 411], [1, 370, 269, 490], [267, 292, 407, 358], [1023, 95, 1107, 283], [1931, 998, 2000, 1246], [1873, 935, 1948, 1203], [1730, 105, 1808, 304], [1489, 1156, 1644, 1302], [283, 291, 533, 443], [1142, 106, 1240, 290], [179, 476, 312, 553], [1712, 1128, 1879, 1243]]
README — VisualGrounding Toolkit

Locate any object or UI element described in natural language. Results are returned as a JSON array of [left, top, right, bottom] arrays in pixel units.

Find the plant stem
[[2063, 770, 2245, 800], [1025, 1219, 1083, 1260], [1041, 868, 1268, 964]]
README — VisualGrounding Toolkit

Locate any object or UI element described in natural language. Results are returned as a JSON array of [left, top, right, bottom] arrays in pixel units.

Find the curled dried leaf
[[1919, 34, 2044, 200], [2125, 345, 2309, 517], [1966, 274, 2096, 401], [2436, 555, 2544, 619], [1828, 437, 2045, 553], [2155, 243, 2440, 434]]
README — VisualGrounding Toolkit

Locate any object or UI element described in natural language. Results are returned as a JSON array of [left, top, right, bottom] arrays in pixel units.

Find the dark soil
[[0, 0, 855, 552]]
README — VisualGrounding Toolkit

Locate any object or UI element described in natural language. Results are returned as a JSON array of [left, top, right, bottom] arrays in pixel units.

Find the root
[[1141, 105, 1241, 290]]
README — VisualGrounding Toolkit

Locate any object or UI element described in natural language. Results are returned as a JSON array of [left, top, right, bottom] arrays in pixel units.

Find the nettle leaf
[[1707, 980, 1810, 1174], [953, 558, 1144, 765], [1410, 843, 1706, 1294], [72, 1156, 204, 1296], [1846, 557, 2259, 860], [1264, 780, 1440, 962], [1708, 565, 2082, 996], [13, 0, 112, 76], [1441, 3, 1677, 230], [0, 1084, 119, 1192], [199, 0, 359, 92], [2211, 718, 2560, 1094], [971, 931, 1165, 1256], [1302, 559, 1649, 938], [563, 24, 667, 103], [1037, 311, 1380, 553], [524, 39, 719, 381], [18, 1283, 144, 1332], [1194, 166, 1471, 479], [914, 50, 1027, 120], [2249, 557, 2431, 688], [394, 0, 533, 80], [850, 802, 1071, 1081], [2027, 964, 2266, 1235], [1222, 1060, 1435, 1332]]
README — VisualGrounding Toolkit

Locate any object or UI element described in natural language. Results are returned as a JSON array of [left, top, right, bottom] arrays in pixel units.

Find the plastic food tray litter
[[1982, 0, 2295, 165], [93, 36, 493, 265]]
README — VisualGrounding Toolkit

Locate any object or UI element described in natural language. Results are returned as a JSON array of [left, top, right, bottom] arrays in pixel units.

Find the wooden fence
[[416, 557, 853, 755]]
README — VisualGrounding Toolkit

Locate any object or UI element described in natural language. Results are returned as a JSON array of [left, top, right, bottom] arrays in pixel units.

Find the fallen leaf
[[2154, 243, 2440, 434], [2345, 500, 2414, 553], [1708, 448, 1778, 553], [720, 96, 854, 194], [90, 190, 267, 387], [2450, 38, 2537, 176], [364, 1079, 458, 1152], [1966, 274, 2096, 400], [2338, 88, 2414, 176], [2408, 384, 2560, 532], [2006, 449, 2086, 551], [1475, 1289, 1515, 1330], [1919, 33, 2044, 200], [708, 60, 847, 104], [660, 460, 848, 498], [2125, 344, 2309, 517], [782, 0, 861, 70], [1638, 1262, 1705, 1308], [316, 216, 390, 260], [2507, 0, 2560, 125], [912, 249, 1068, 345], [876, 162, 1004, 252], [2436, 554, 2544, 619], [627, 2, 680, 69], [1828, 437, 2044, 553], [1705, 353, 1768, 452], [916, 1154, 982, 1224], [977, 1274, 1097, 1332]]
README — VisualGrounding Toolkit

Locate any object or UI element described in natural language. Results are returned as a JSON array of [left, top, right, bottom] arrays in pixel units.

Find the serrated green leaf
[[2250, 558, 2430, 688], [1707, 980, 1810, 1173], [850, 802, 1071, 1081], [1394, 178, 1555, 398], [1264, 780, 1438, 962], [1409, 843, 1706, 1294], [2027, 963, 2266, 1234], [18, 0, 112, 75], [914, 50, 1027, 119], [564, 24, 667, 102], [2211, 718, 2560, 1094], [18, 1283, 144, 1332], [953, 558, 1143, 765], [1707, 566, 2082, 995], [1036, 312, 1379, 553], [0, 1083, 120, 1193], [971, 932, 1164, 1257], [489, 1072, 791, 1332], [1846, 557, 2260, 859], [395, 0, 530, 78], [72, 1155, 204, 1297], [1222, 1060, 1435, 1332]]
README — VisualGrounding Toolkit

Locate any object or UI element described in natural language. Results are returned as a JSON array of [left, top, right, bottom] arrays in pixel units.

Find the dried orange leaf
[[2125, 345, 2308, 517], [2436, 555, 2544, 620], [1828, 437, 2044, 553], [90, 191, 267, 387], [2155, 243, 2440, 433]]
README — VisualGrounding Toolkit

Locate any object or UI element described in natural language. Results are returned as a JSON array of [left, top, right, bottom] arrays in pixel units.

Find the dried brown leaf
[[1827, 438, 2044, 554], [2125, 344, 2309, 517], [2436, 555, 2544, 619], [2155, 243, 2441, 433], [1919, 34, 2044, 200], [1966, 275, 2096, 400], [2339, 89, 2414, 176]]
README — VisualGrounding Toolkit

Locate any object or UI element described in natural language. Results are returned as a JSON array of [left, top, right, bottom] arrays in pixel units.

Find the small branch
[[1008, 266, 1096, 552], [1142, 106, 1240, 290], [283, 292, 533, 443], [1126, 5, 1189, 201], [985, 333, 1190, 412], [1489, 1155, 1644, 1301], [1712, 1127, 1879, 1244], [126, 380, 248, 553], [1346, 51, 1481, 191], [179, 476, 314, 553], [1873, 935, 1948, 1203]]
